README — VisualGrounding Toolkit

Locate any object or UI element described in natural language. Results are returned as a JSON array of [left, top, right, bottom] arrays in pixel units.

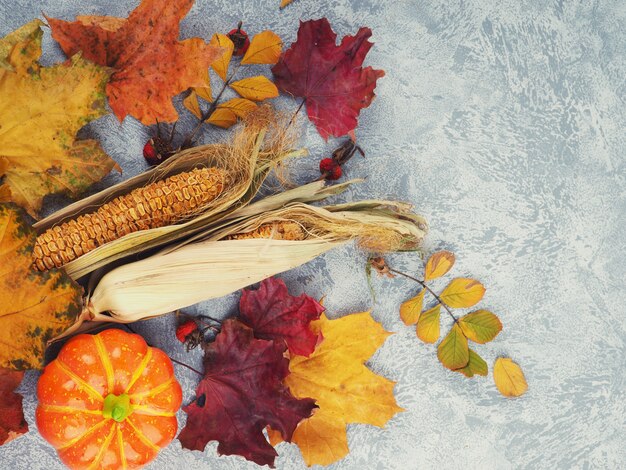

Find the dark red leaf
[[239, 277, 324, 356], [272, 18, 385, 140], [0, 368, 28, 446], [178, 320, 316, 467]]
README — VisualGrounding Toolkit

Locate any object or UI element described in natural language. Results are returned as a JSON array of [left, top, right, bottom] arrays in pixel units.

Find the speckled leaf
[[0, 19, 42, 70], [0, 21, 118, 218], [424, 250, 455, 281], [455, 348, 488, 378], [0, 205, 83, 370], [459, 310, 502, 344], [399, 290, 424, 325], [47, 0, 222, 124], [0, 368, 28, 445], [437, 323, 469, 370]]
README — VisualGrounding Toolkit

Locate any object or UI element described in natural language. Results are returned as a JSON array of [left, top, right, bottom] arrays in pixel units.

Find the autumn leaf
[[494, 358, 528, 398], [399, 290, 424, 325], [183, 92, 202, 119], [207, 98, 257, 128], [439, 278, 486, 308], [47, 0, 222, 124], [0, 20, 119, 218], [284, 312, 403, 466], [239, 277, 324, 356], [210, 33, 234, 81], [455, 349, 488, 378], [416, 304, 441, 343], [242, 31, 283, 65], [230, 76, 279, 101], [424, 251, 455, 281], [0, 204, 83, 370], [459, 310, 502, 344], [178, 320, 315, 467], [280, 0, 294, 7], [0, 368, 28, 445], [272, 18, 385, 140], [437, 323, 469, 370]]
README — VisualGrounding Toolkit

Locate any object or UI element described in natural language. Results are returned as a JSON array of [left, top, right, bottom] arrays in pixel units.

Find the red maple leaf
[[239, 277, 324, 356], [272, 18, 385, 140], [177, 320, 316, 467], [0, 368, 28, 446], [47, 0, 221, 125]]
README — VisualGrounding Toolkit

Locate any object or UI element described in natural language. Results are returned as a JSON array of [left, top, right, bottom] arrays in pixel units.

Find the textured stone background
[[1, 0, 625, 469]]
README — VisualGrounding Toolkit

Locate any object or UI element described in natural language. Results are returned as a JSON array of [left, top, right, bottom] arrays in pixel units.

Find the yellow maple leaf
[[283, 312, 403, 466], [0, 204, 83, 370], [0, 20, 119, 218]]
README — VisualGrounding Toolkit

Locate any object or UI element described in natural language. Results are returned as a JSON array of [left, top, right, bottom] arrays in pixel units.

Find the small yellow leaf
[[424, 250, 455, 281], [440, 278, 485, 308], [183, 91, 202, 119], [210, 33, 234, 81], [437, 323, 468, 370], [416, 304, 440, 343], [280, 0, 294, 7], [230, 76, 279, 102], [399, 290, 424, 325], [194, 85, 213, 103], [455, 349, 488, 378], [493, 358, 528, 398], [207, 98, 257, 128], [242, 30, 282, 65], [459, 310, 502, 344]]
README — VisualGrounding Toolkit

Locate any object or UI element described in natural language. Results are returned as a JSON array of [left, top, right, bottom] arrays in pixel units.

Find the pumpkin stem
[[103, 393, 133, 422]]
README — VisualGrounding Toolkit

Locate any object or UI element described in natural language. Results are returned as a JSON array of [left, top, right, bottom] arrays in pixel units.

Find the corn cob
[[224, 221, 306, 241], [33, 167, 227, 271]]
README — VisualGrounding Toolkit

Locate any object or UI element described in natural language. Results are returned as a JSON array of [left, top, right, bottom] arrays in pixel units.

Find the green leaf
[[459, 310, 502, 344], [437, 323, 469, 370], [455, 348, 488, 378]]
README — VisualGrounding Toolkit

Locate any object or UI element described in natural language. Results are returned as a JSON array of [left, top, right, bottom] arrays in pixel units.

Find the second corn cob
[[33, 167, 227, 271]]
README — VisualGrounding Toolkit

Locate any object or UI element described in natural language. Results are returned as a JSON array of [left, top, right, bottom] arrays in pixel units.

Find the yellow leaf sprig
[[183, 29, 282, 132], [368, 252, 528, 397]]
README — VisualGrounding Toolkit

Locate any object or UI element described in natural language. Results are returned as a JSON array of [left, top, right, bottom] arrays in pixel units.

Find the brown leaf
[[424, 251, 455, 281]]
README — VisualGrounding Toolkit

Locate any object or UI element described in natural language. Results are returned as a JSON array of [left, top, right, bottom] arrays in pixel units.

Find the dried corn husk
[[82, 201, 427, 323], [34, 108, 306, 279]]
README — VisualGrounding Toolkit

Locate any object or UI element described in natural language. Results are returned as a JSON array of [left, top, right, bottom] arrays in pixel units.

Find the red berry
[[143, 139, 162, 166], [319, 158, 342, 180], [228, 22, 250, 56], [176, 320, 198, 343]]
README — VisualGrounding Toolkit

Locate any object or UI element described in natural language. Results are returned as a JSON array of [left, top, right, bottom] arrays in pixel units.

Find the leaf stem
[[287, 99, 305, 128], [389, 268, 459, 324]]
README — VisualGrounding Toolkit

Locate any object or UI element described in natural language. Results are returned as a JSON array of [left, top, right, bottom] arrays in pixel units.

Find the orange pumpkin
[[36, 329, 183, 469]]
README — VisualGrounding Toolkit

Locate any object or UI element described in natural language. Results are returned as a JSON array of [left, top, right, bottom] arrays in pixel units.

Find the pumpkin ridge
[[57, 415, 111, 451], [125, 415, 161, 452], [116, 426, 127, 470], [131, 404, 177, 417], [39, 404, 102, 415], [93, 335, 115, 394], [128, 375, 175, 401], [125, 347, 153, 394], [55, 358, 104, 402], [86, 421, 116, 470]]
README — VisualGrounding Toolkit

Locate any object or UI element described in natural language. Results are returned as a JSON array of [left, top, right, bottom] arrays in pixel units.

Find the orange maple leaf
[[47, 0, 222, 125]]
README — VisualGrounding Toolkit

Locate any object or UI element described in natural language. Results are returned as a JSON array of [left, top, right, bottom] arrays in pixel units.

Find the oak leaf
[[242, 31, 283, 65], [494, 358, 528, 397], [0, 205, 83, 370], [239, 277, 324, 356], [0, 20, 119, 217], [47, 0, 222, 124], [437, 323, 469, 370], [0, 368, 28, 445], [455, 349, 488, 378], [272, 18, 385, 140], [283, 312, 403, 466], [424, 250, 455, 281], [178, 320, 315, 467], [440, 278, 486, 308]]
